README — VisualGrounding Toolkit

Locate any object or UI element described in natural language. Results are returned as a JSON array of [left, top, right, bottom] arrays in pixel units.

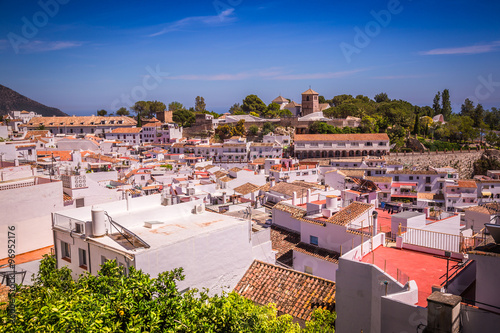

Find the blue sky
[[1, 0, 499, 115]]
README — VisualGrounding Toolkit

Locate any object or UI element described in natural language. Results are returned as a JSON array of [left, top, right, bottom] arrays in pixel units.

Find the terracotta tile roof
[[63, 193, 72, 202], [388, 169, 438, 175], [365, 176, 392, 183], [270, 225, 301, 266], [37, 150, 72, 161], [285, 101, 301, 107], [458, 180, 477, 188], [234, 182, 260, 195], [229, 167, 242, 172], [269, 182, 310, 197], [295, 133, 389, 142], [302, 88, 319, 95], [294, 242, 340, 264], [417, 193, 445, 200], [25, 116, 136, 127], [251, 157, 266, 164], [291, 180, 326, 191], [219, 175, 234, 183], [234, 260, 335, 322], [213, 170, 228, 179], [327, 202, 374, 226], [464, 203, 500, 215], [111, 127, 142, 134], [272, 96, 289, 103], [25, 130, 51, 138], [273, 201, 307, 217]]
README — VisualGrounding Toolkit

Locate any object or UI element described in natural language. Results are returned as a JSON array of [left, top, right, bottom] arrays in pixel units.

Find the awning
[[392, 183, 417, 188], [482, 191, 492, 197], [400, 185, 414, 190]]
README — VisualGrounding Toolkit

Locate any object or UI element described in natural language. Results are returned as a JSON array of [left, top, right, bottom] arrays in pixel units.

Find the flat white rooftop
[[54, 194, 248, 254]]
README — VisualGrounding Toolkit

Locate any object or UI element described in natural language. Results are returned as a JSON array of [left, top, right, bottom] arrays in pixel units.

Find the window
[[310, 235, 319, 246], [304, 266, 313, 275], [61, 241, 71, 261], [409, 176, 413, 180], [337, 142, 346, 147], [366, 142, 373, 146], [74, 223, 84, 234], [425, 186, 431, 192], [76, 198, 85, 208], [78, 248, 87, 269], [395, 176, 399, 181], [101, 256, 107, 266]]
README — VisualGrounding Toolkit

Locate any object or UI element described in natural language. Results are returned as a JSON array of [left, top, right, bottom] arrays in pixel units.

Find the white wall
[[336, 234, 414, 333], [293, 250, 338, 281], [272, 208, 301, 232], [0, 179, 63, 258], [470, 253, 500, 313], [380, 294, 427, 333]]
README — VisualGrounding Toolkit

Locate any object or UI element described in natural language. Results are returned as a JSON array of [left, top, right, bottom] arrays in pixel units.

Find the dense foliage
[[0, 256, 335, 332]]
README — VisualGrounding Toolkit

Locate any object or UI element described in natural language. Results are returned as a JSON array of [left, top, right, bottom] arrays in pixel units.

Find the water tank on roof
[[91, 207, 106, 237]]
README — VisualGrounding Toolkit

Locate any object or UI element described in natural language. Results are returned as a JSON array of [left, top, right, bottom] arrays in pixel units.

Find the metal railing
[[398, 226, 483, 253]]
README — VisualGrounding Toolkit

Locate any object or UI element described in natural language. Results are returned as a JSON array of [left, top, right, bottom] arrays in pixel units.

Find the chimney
[[222, 192, 227, 203], [425, 292, 461, 333], [306, 189, 311, 203], [292, 191, 297, 206], [372, 210, 378, 236], [270, 177, 276, 187]]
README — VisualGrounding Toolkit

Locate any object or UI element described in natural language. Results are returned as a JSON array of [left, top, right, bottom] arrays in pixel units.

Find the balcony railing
[[398, 226, 483, 253]]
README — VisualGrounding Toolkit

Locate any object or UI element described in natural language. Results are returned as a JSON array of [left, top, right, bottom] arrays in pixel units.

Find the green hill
[[0, 84, 67, 117]]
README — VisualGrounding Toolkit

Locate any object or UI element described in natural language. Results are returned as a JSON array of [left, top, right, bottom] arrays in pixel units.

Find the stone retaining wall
[[388, 150, 484, 178]]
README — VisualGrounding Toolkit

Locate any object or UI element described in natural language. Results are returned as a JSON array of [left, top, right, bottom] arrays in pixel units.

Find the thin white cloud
[[149, 8, 236, 37], [271, 69, 367, 80], [164, 68, 367, 81], [18, 40, 83, 53], [0, 39, 8, 49], [420, 41, 500, 55], [372, 74, 432, 80]]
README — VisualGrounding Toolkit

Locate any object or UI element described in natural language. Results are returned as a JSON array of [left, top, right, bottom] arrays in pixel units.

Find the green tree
[[149, 101, 166, 118], [195, 96, 206, 113], [248, 125, 259, 136], [116, 107, 130, 116], [173, 109, 195, 127], [485, 131, 500, 147], [233, 119, 246, 137], [131, 101, 149, 118], [168, 101, 185, 112], [229, 103, 243, 114], [265, 102, 281, 118], [0, 255, 335, 332], [242, 95, 267, 115], [318, 95, 326, 104], [433, 91, 442, 116], [387, 125, 407, 149], [360, 116, 378, 133], [374, 92, 389, 103], [262, 122, 275, 135], [472, 104, 485, 128], [215, 123, 234, 140], [460, 98, 475, 118], [97, 109, 108, 116], [332, 94, 353, 107], [441, 89, 452, 120]]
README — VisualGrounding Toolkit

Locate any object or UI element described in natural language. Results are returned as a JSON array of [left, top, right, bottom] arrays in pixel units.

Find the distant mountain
[[0, 84, 67, 117]]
